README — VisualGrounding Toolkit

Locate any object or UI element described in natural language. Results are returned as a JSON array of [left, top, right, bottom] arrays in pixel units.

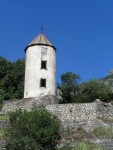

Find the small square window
[[40, 78, 46, 87], [41, 60, 47, 69]]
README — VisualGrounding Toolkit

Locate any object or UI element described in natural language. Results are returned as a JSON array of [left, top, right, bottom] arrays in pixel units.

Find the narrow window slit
[[41, 60, 47, 69], [40, 78, 46, 87]]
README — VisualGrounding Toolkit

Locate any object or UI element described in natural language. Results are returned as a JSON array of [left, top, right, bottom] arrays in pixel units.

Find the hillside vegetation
[[102, 73, 113, 90], [58, 72, 113, 103], [0, 56, 113, 149], [0, 56, 25, 102]]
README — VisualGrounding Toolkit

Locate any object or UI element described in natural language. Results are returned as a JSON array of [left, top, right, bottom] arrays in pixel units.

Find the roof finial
[[41, 26, 43, 33]]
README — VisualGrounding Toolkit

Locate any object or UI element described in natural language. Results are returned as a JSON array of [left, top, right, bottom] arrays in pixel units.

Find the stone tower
[[24, 32, 56, 98]]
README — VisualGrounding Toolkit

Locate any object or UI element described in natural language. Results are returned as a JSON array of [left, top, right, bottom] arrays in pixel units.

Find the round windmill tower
[[24, 31, 56, 98]]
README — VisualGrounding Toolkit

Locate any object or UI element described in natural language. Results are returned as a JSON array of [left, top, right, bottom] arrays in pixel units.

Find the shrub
[[5, 106, 61, 150], [57, 141, 104, 150], [75, 141, 104, 150], [0, 57, 25, 100], [93, 127, 113, 139], [0, 114, 9, 121], [57, 72, 80, 103], [0, 129, 5, 139], [0, 90, 4, 110], [58, 145, 73, 150], [74, 80, 113, 103]]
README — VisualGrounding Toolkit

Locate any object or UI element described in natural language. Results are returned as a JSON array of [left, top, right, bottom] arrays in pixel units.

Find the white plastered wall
[[24, 45, 56, 98]]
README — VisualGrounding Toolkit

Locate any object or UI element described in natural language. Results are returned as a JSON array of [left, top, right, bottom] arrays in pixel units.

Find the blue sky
[[0, 0, 113, 82]]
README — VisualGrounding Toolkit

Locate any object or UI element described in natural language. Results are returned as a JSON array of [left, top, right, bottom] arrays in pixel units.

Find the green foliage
[[58, 145, 72, 150], [58, 72, 113, 103], [0, 129, 5, 139], [5, 106, 60, 150], [0, 56, 13, 80], [0, 90, 4, 110], [0, 56, 25, 100], [57, 141, 104, 150], [93, 127, 113, 139], [74, 80, 113, 103], [75, 141, 104, 150], [0, 114, 9, 139], [58, 72, 80, 103], [102, 74, 113, 89], [75, 141, 88, 150], [0, 114, 9, 121]]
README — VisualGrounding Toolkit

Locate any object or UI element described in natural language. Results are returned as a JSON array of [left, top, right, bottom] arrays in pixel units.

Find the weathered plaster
[[24, 45, 56, 98]]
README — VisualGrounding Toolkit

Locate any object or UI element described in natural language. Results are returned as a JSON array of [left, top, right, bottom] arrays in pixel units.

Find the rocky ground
[[0, 101, 113, 150], [58, 100, 113, 150]]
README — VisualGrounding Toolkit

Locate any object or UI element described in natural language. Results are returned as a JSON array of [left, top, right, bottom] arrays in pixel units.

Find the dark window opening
[[40, 78, 46, 87], [41, 60, 47, 69]]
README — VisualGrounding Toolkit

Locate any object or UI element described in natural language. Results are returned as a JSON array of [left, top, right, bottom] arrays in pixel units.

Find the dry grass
[[59, 127, 94, 145], [74, 127, 94, 141], [99, 117, 113, 124]]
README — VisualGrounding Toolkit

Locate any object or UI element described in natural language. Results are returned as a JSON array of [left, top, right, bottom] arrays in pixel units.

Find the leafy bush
[[57, 141, 104, 150], [58, 72, 113, 103], [0, 89, 4, 110], [57, 72, 80, 103], [93, 127, 113, 139], [0, 114, 9, 121], [74, 80, 113, 103], [5, 106, 61, 150], [57, 145, 72, 150], [0, 129, 5, 139], [75, 141, 104, 150], [0, 56, 25, 100]]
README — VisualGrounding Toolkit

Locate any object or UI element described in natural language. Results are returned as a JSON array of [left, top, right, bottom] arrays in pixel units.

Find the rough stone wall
[[2, 95, 58, 113], [46, 103, 97, 128], [1, 98, 113, 149], [96, 99, 113, 119], [2, 97, 97, 129], [2, 98, 113, 129], [2, 95, 113, 127]]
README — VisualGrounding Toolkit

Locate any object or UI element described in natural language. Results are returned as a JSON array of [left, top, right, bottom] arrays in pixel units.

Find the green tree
[[58, 72, 80, 103], [0, 56, 13, 80], [74, 80, 113, 103], [0, 89, 4, 110], [0, 56, 25, 100], [5, 106, 60, 150]]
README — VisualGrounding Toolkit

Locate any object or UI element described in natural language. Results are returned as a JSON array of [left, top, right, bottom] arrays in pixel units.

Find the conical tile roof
[[25, 33, 56, 51]]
